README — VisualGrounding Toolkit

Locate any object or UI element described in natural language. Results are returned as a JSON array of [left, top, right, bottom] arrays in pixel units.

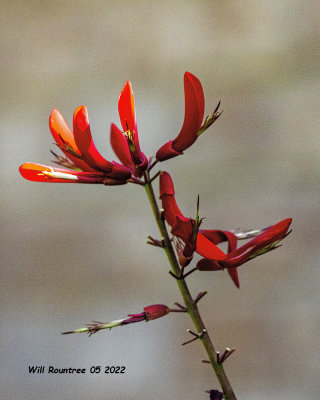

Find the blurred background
[[1, 1, 319, 399]]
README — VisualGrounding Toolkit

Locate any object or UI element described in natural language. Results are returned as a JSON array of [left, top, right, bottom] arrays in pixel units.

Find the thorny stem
[[143, 170, 237, 400]]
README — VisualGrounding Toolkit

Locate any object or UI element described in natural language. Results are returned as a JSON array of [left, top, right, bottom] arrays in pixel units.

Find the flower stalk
[[143, 170, 237, 400]]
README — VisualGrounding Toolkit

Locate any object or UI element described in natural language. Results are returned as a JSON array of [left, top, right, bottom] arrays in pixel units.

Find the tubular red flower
[[20, 107, 132, 184], [156, 72, 205, 161], [159, 172, 226, 261], [19, 163, 107, 184], [197, 218, 292, 288], [220, 218, 292, 268]]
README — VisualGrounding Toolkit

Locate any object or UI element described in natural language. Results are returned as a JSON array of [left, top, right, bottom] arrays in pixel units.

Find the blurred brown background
[[1, 1, 319, 399]]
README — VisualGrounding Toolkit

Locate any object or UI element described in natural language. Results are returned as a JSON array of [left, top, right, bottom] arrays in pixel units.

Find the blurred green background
[[1, 1, 319, 399]]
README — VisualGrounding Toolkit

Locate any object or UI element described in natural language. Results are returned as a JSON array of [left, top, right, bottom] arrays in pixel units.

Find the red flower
[[197, 218, 292, 288], [19, 107, 131, 184], [159, 171, 226, 261], [156, 72, 221, 162], [110, 81, 148, 177]]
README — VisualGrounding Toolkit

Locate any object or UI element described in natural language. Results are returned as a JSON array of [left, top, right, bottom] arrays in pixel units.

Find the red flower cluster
[[20, 71, 292, 289], [20, 72, 217, 184], [160, 171, 292, 288]]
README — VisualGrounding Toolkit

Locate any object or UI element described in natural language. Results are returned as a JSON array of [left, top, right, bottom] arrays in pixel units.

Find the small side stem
[[143, 171, 237, 400]]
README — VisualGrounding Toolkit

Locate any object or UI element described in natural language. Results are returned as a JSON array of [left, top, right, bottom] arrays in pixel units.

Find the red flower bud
[[143, 304, 170, 321]]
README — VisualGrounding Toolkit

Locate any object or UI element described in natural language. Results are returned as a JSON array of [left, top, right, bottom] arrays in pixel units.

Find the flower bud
[[144, 304, 170, 321]]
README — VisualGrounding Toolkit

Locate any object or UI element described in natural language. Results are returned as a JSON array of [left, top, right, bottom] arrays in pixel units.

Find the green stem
[[143, 171, 237, 400]]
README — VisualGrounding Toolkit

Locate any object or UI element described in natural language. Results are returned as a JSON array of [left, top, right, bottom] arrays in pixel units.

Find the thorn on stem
[[194, 291, 208, 303], [169, 267, 197, 281], [174, 302, 187, 311], [160, 208, 165, 220], [150, 170, 161, 183], [217, 347, 236, 364], [181, 329, 207, 346], [146, 235, 164, 248]]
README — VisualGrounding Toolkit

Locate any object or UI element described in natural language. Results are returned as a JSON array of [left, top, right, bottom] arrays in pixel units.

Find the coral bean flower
[[156, 72, 221, 162], [110, 81, 148, 178], [159, 171, 226, 261], [197, 218, 292, 288], [62, 304, 170, 335], [19, 107, 131, 184]]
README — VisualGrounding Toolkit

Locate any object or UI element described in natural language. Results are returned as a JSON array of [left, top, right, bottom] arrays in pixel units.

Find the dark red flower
[[110, 81, 148, 177], [156, 72, 220, 162], [197, 218, 292, 288], [159, 171, 226, 261], [19, 106, 131, 184]]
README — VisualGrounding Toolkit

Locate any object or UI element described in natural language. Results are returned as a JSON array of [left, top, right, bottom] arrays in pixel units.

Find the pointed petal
[[118, 81, 146, 167], [110, 123, 134, 170], [73, 106, 113, 172], [118, 80, 137, 133], [200, 229, 237, 253], [49, 108, 94, 171], [196, 233, 226, 261], [19, 163, 105, 183], [227, 268, 240, 288]]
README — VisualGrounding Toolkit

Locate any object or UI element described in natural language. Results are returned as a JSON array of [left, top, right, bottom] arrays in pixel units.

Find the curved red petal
[[161, 196, 183, 227], [73, 106, 113, 172], [110, 123, 134, 170], [118, 81, 145, 164], [49, 109, 94, 171], [118, 80, 137, 133], [159, 172, 184, 226], [171, 72, 205, 153], [196, 233, 226, 261], [19, 163, 105, 183], [159, 171, 176, 197], [200, 229, 238, 253], [221, 218, 292, 265]]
